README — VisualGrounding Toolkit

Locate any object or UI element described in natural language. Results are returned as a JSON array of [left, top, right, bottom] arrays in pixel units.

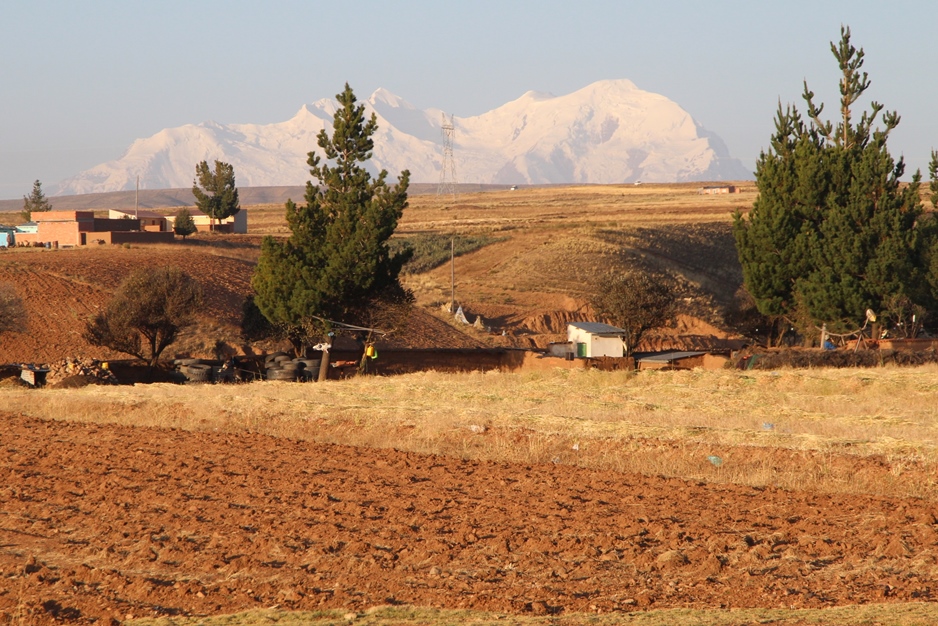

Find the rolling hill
[[0, 182, 753, 364]]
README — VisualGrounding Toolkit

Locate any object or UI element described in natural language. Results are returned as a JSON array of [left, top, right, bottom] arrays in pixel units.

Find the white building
[[567, 322, 629, 358], [165, 208, 248, 234]]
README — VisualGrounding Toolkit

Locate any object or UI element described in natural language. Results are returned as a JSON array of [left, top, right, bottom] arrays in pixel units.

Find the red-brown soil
[[2, 413, 936, 624], [0, 246, 256, 364]]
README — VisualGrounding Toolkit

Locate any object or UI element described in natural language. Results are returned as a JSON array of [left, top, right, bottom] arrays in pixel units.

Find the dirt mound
[[49, 374, 105, 389], [639, 314, 747, 352], [2, 412, 937, 624], [376, 307, 487, 350], [0, 245, 491, 365]]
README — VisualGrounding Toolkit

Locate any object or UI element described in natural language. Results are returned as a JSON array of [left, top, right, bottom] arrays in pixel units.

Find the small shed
[[567, 322, 629, 358], [19, 365, 50, 387]]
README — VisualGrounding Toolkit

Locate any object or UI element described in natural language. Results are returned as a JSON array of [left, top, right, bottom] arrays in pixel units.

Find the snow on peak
[[369, 87, 414, 110], [518, 90, 556, 102], [52, 81, 750, 194]]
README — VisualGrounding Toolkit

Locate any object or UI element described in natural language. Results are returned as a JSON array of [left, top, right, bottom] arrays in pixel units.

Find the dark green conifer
[[22, 179, 52, 222], [734, 27, 937, 336], [192, 160, 240, 231], [251, 84, 412, 357], [173, 208, 197, 240]]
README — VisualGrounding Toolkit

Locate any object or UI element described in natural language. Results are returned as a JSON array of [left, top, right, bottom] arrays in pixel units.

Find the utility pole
[[450, 237, 455, 313]]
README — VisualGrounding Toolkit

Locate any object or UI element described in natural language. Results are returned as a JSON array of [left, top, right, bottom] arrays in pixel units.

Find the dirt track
[[2, 412, 936, 624]]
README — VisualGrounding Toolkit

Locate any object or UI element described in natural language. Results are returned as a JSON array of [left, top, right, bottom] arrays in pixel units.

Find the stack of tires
[[263, 352, 322, 382], [174, 358, 213, 383], [296, 358, 321, 381], [264, 352, 295, 381]]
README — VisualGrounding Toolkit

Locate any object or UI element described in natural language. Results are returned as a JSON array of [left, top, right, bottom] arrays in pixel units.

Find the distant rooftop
[[569, 322, 628, 335], [637, 351, 707, 363], [110, 208, 166, 220]]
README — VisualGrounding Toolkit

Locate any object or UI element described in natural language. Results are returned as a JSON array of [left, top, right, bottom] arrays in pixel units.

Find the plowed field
[[0, 245, 256, 364], [2, 413, 936, 625]]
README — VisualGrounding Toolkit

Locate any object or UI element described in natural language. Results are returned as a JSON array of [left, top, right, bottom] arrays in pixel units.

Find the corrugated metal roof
[[637, 351, 707, 363], [568, 322, 628, 335]]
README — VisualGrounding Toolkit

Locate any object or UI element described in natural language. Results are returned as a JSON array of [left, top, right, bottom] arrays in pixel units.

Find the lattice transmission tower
[[437, 113, 458, 201]]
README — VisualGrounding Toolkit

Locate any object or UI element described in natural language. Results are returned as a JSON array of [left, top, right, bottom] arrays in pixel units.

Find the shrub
[[84, 267, 203, 366]]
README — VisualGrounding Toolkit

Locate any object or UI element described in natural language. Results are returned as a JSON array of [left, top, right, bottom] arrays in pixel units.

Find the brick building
[[14, 211, 174, 247]]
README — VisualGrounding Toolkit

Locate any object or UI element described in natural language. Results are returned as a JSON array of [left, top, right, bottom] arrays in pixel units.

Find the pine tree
[[734, 27, 937, 336], [924, 151, 938, 310], [22, 179, 52, 222], [173, 208, 197, 240], [732, 104, 824, 319], [192, 160, 240, 232], [251, 84, 412, 359]]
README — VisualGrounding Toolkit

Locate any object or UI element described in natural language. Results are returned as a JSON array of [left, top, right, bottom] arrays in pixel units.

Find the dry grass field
[[4, 367, 938, 625], [6, 183, 938, 625], [4, 366, 938, 500]]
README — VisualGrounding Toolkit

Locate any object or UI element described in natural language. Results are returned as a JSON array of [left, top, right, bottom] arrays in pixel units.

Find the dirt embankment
[[2, 413, 936, 624]]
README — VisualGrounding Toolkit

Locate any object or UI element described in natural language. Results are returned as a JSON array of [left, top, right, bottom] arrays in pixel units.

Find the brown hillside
[[0, 183, 755, 364], [395, 183, 754, 349]]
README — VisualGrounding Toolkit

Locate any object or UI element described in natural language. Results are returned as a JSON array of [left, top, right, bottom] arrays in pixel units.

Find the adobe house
[[14, 210, 173, 246], [13, 211, 95, 246], [566, 322, 629, 358]]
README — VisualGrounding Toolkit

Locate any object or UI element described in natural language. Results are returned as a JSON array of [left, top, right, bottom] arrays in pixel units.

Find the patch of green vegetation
[[391, 233, 507, 274], [129, 603, 938, 626]]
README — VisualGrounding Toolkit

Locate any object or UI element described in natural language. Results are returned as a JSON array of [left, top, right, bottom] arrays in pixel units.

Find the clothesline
[[308, 315, 388, 336]]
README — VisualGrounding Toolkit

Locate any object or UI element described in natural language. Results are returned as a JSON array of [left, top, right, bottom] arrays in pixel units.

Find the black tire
[[186, 363, 212, 382], [273, 355, 293, 364], [298, 359, 322, 370], [267, 367, 297, 381]]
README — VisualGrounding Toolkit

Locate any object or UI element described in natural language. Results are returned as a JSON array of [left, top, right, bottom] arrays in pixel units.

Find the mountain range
[[52, 80, 751, 196]]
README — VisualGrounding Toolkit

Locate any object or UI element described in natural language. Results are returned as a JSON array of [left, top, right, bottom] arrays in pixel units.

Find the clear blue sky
[[2, 0, 936, 199]]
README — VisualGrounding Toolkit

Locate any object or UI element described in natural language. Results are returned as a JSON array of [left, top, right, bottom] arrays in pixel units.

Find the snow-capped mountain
[[52, 80, 750, 195]]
